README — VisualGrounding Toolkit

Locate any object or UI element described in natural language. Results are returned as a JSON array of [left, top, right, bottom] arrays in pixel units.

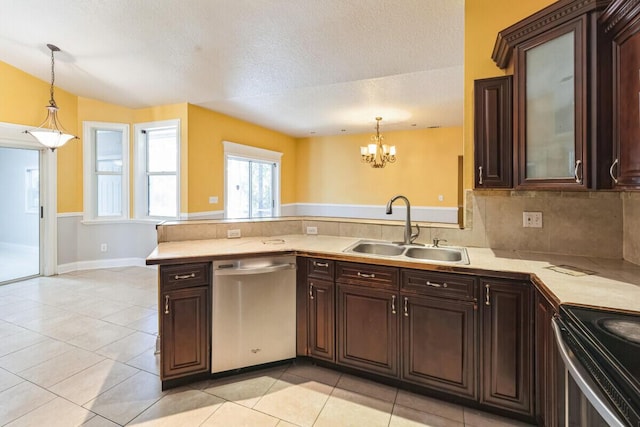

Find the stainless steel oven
[[553, 305, 640, 426]]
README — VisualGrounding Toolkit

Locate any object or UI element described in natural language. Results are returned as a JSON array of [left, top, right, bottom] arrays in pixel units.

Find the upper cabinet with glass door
[[493, 0, 614, 190]]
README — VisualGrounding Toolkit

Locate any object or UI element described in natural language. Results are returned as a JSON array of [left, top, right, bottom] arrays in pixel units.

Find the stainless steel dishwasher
[[211, 255, 297, 373]]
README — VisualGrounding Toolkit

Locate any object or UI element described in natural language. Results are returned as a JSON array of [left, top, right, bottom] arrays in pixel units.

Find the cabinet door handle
[[164, 295, 170, 314], [309, 283, 314, 300], [174, 273, 196, 280], [485, 284, 490, 306], [314, 261, 329, 267], [391, 295, 397, 315], [609, 158, 619, 184], [574, 160, 583, 184], [403, 297, 409, 317], [426, 280, 447, 288], [478, 166, 483, 185], [357, 272, 376, 279]]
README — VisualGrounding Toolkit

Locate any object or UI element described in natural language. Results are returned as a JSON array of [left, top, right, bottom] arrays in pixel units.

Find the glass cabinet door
[[516, 19, 586, 188], [525, 31, 575, 179]]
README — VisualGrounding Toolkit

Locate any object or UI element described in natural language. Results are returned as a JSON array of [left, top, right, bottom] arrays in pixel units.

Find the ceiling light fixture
[[360, 117, 396, 168], [25, 44, 78, 151]]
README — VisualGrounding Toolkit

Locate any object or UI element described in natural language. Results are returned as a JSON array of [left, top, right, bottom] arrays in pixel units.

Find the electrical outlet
[[523, 212, 543, 228], [227, 229, 241, 238], [306, 226, 318, 235], [438, 195, 444, 202], [208, 196, 218, 204], [100, 243, 108, 252]]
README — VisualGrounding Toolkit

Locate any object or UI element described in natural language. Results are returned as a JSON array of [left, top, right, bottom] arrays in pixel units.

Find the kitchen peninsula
[[146, 218, 640, 425]]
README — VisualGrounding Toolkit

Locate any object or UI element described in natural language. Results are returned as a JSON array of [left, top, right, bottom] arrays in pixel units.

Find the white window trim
[[134, 119, 181, 220], [222, 140, 282, 218], [82, 121, 130, 223]]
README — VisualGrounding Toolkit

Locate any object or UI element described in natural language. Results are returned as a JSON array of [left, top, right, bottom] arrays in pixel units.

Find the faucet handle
[[410, 223, 420, 243], [432, 238, 447, 247]]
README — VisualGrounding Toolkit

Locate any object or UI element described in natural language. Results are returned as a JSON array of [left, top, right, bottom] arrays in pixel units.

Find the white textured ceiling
[[0, 0, 464, 137]]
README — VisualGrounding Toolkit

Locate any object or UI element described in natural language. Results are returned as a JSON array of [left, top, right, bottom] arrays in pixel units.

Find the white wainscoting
[[57, 213, 158, 273], [283, 203, 459, 223]]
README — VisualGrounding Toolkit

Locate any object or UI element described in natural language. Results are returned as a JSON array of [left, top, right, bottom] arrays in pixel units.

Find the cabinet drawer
[[401, 269, 476, 301], [307, 258, 335, 279], [336, 262, 399, 290], [160, 263, 210, 290]]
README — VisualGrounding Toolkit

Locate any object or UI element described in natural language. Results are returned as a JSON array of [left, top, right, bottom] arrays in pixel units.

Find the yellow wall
[[186, 104, 297, 213], [0, 61, 80, 212], [296, 127, 462, 207], [463, 0, 556, 190]]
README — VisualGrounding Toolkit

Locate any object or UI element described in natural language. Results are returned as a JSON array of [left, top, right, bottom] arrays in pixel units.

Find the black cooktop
[[560, 305, 640, 424]]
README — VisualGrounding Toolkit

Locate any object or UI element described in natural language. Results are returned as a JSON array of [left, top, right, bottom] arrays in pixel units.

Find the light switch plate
[[306, 226, 318, 235]]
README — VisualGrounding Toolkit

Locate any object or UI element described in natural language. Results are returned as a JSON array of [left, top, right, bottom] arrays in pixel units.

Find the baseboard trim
[[58, 257, 156, 274]]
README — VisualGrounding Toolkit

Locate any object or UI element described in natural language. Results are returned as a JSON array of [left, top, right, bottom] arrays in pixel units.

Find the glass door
[[0, 146, 41, 283]]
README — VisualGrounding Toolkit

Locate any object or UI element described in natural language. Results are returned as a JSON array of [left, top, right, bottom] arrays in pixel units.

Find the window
[[223, 141, 281, 219], [134, 120, 180, 219], [83, 122, 129, 221]]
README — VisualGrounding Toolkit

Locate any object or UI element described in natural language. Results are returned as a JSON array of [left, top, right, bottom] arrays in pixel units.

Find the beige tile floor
[[0, 267, 534, 426]]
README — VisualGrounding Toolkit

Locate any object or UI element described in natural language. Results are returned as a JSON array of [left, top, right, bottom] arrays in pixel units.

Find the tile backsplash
[[158, 189, 636, 263]]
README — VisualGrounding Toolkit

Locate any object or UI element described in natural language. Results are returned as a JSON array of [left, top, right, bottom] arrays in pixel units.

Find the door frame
[[0, 122, 58, 276]]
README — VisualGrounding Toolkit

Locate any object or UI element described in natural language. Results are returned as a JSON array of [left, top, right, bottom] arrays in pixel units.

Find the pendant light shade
[[25, 44, 78, 151]]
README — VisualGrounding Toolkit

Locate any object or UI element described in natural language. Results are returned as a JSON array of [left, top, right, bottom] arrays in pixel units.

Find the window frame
[[134, 119, 181, 220], [82, 121, 130, 222], [223, 141, 282, 219]]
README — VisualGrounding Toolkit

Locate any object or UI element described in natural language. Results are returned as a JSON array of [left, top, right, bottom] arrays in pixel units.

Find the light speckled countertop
[[147, 234, 640, 313]]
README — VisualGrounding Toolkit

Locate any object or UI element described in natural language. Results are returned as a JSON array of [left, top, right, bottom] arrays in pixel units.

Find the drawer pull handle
[[314, 262, 329, 267], [357, 272, 376, 279], [309, 283, 314, 300], [174, 273, 196, 280], [426, 281, 447, 288], [485, 284, 491, 306], [391, 295, 396, 314], [164, 295, 170, 314], [478, 166, 483, 185], [403, 297, 409, 317]]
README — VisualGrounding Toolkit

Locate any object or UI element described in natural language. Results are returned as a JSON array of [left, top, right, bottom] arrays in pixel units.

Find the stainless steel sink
[[343, 240, 470, 265], [349, 242, 405, 256], [404, 247, 467, 263]]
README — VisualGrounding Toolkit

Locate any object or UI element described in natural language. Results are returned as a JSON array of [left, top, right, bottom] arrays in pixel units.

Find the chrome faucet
[[385, 194, 420, 245]]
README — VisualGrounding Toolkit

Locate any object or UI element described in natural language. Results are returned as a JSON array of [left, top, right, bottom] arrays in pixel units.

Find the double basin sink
[[344, 240, 470, 265]]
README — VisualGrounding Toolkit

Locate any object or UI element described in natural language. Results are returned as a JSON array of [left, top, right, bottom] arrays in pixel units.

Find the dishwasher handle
[[214, 262, 296, 276]]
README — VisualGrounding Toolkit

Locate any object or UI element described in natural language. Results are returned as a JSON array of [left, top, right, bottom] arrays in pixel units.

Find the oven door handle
[[551, 318, 626, 427]]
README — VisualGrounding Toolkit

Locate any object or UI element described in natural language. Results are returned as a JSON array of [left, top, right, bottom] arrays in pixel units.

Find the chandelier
[[25, 44, 78, 151], [360, 117, 396, 168]]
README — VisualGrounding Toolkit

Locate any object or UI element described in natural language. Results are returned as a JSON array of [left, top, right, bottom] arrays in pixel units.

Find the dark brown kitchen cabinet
[[493, 0, 613, 190], [336, 281, 399, 378], [602, 0, 640, 189], [401, 269, 478, 399], [308, 278, 334, 361], [474, 76, 513, 188], [402, 294, 477, 399], [535, 289, 563, 426], [159, 262, 211, 382], [480, 278, 533, 416]]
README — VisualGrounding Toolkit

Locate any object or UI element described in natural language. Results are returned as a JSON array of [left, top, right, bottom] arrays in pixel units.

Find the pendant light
[[25, 44, 78, 151]]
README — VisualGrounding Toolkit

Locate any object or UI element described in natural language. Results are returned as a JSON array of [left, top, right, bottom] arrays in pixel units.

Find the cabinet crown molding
[[600, 0, 640, 33], [492, 0, 611, 69]]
